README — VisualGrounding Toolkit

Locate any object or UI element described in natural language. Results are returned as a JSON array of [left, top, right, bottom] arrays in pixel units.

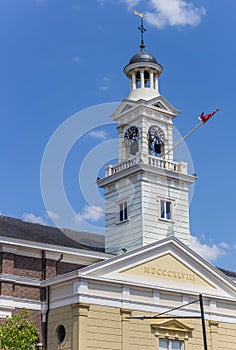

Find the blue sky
[[1, 0, 236, 270]]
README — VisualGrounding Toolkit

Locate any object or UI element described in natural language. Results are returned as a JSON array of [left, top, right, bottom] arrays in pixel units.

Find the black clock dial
[[148, 126, 165, 144], [124, 126, 139, 145]]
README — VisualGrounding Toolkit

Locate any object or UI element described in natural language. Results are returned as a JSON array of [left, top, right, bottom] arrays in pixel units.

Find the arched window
[[148, 125, 165, 157], [124, 126, 139, 156]]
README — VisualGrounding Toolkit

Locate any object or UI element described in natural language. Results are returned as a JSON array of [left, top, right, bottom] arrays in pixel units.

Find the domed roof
[[129, 51, 158, 64]]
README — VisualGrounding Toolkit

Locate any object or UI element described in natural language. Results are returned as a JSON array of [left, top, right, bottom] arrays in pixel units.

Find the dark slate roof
[[218, 267, 236, 278], [0, 215, 105, 252], [129, 51, 158, 64]]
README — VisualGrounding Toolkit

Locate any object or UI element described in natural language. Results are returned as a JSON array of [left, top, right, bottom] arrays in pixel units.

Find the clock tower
[[97, 24, 196, 255]]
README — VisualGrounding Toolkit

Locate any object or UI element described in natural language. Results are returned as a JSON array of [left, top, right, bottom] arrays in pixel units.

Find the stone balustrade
[[105, 156, 188, 177]]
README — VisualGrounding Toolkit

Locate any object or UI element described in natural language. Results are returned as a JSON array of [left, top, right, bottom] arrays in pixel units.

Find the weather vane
[[134, 10, 146, 51]]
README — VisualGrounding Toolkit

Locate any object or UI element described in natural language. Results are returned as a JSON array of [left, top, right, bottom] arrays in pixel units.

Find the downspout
[[41, 250, 48, 350], [45, 285, 50, 350]]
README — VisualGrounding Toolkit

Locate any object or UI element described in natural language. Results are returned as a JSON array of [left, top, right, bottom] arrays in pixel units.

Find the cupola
[[124, 14, 163, 101]]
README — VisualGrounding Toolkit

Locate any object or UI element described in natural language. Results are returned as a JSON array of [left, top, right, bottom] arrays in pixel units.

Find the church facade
[[1, 24, 236, 350]]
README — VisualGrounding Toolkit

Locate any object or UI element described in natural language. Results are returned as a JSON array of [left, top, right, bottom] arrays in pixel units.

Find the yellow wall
[[48, 303, 236, 350]]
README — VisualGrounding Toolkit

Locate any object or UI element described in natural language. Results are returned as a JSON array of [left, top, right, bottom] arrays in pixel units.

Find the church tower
[[97, 19, 196, 254]]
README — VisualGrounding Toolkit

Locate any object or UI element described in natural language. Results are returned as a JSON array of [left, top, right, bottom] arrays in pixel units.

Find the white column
[[132, 74, 136, 90], [150, 72, 154, 89], [155, 75, 159, 91], [140, 69, 145, 88]]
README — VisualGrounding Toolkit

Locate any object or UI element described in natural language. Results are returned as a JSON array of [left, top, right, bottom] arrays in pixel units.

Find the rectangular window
[[159, 339, 184, 350], [160, 200, 172, 220], [119, 201, 128, 222]]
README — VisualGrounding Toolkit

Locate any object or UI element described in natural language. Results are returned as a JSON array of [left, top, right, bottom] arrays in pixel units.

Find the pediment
[[151, 319, 194, 340], [148, 95, 180, 116], [110, 99, 137, 119], [122, 253, 214, 288], [110, 96, 180, 123], [80, 237, 236, 298]]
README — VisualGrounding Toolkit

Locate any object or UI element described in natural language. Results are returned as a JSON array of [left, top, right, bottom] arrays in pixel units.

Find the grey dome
[[129, 51, 158, 64]]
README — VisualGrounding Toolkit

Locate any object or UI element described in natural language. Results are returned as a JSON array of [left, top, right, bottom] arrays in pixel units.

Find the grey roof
[[0, 215, 105, 252], [129, 51, 158, 64], [218, 267, 236, 278]]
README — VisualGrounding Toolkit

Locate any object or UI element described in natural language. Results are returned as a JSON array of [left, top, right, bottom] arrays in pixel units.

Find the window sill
[[116, 219, 129, 225], [159, 218, 174, 224]]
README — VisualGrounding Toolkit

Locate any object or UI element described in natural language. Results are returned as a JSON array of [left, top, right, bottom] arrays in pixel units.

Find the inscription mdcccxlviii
[[144, 266, 195, 281]]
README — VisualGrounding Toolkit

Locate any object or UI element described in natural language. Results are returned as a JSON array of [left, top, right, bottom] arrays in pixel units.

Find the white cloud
[[122, 0, 141, 10], [46, 210, 60, 221], [99, 75, 113, 91], [75, 205, 104, 224], [22, 213, 47, 225], [103, 76, 111, 82], [123, 0, 206, 28], [88, 130, 108, 140], [99, 85, 109, 91], [190, 236, 226, 262], [219, 242, 229, 249]]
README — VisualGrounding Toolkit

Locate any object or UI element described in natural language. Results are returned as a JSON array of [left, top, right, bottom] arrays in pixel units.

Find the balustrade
[[105, 156, 187, 177]]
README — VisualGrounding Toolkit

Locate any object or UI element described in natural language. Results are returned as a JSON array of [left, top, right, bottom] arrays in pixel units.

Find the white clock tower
[[97, 24, 196, 255]]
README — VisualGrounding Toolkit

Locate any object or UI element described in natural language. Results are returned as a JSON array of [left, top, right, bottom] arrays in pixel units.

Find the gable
[[110, 96, 180, 123], [80, 238, 236, 298], [122, 253, 214, 288]]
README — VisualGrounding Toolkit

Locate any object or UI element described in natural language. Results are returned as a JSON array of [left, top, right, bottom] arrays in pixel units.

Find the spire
[[134, 10, 146, 52]]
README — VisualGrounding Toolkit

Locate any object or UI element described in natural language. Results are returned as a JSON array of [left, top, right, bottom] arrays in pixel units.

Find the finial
[[134, 10, 146, 52]]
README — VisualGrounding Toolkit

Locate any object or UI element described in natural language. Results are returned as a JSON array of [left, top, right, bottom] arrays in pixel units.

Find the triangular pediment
[[122, 253, 214, 288], [111, 99, 138, 119], [148, 95, 180, 115], [110, 96, 180, 123], [152, 319, 193, 332], [151, 319, 194, 340], [80, 237, 236, 298]]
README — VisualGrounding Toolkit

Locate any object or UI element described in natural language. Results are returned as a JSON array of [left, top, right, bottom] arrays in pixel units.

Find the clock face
[[148, 126, 165, 144], [124, 126, 139, 145]]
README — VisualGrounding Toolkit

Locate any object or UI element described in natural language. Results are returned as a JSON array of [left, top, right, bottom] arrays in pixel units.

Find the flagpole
[[162, 121, 203, 158], [162, 108, 219, 159]]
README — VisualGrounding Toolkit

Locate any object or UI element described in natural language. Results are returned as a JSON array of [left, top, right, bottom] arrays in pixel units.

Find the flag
[[199, 108, 219, 124]]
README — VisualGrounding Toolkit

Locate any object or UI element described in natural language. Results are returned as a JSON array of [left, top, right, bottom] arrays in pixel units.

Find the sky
[[1, 0, 236, 270]]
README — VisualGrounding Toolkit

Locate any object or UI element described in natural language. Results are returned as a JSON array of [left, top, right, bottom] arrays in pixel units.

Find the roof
[[218, 267, 236, 279], [129, 51, 158, 64], [0, 215, 105, 252]]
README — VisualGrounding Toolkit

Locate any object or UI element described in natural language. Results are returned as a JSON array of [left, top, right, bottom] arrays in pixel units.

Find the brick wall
[[0, 250, 83, 349], [14, 255, 42, 279], [1, 252, 14, 274]]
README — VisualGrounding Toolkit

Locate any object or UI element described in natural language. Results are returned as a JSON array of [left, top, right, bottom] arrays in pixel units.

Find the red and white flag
[[199, 108, 219, 124]]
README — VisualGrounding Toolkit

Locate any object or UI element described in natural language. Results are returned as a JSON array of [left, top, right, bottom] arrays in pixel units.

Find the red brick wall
[[0, 250, 83, 347], [1, 252, 14, 274], [14, 255, 42, 279], [0, 282, 13, 296]]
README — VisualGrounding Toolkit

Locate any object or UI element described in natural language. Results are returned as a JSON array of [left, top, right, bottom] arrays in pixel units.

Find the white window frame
[[117, 200, 128, 223], [159, 339, 184, 350], [160, 199, 172, 221]]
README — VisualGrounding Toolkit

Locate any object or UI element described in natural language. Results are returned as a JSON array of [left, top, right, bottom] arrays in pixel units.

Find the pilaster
[[120, 308, 132, 350], [209, 320, 219, 350], [72, 303, 90, 350]]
